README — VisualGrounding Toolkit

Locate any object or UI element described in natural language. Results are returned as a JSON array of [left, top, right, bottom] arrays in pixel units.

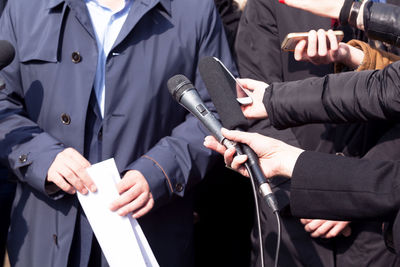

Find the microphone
[[198, 56, 279, 213], [167, 74, 235, 149], [0, 40, 15, 90]]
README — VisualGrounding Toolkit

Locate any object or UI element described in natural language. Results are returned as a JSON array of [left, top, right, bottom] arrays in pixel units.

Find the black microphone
[[0, 40, 15, 89], [167, 74, 235, 149], [198, 56, 279, 213]]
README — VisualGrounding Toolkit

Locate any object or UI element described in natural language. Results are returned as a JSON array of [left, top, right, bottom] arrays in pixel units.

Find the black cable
[[246, 163, 265, 267], [244, 161, 281, 267]]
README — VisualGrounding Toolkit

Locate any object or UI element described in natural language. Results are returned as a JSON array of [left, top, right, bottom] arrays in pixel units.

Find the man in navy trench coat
[[0, 0, 236, 266]]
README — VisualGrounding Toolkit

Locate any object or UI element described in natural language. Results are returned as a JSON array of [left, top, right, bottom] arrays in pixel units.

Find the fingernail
[[117, 209, 124, 216], [82, 188, 88, 195], [90, 185, 97, 192], [278, 0, 285, 3]]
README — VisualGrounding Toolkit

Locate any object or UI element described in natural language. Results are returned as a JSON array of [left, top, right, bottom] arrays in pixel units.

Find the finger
[[307, 30, 318, 58], [221, 128, 257, 147], [56, 163, 88, 194], [237, 78, 268, 90], [132, 195, 155, 218], [223, 146, 237, 167], [325, 222, 351, 238], [203, 136, 228, 155], [304, 219, 324, 233], [117, 191, 152, 216], [300, 218, 312, 225], [48, 172, 76, 194], [317, 29, 328, 57], [310, 221, 336, 238], [63, 148, 96, 192], [294, 39, 307, 61], [341, 225, 352, 237], [231, 154, 248, 170], [326, 29, 339, 51], [110, 184, 142, 211], [116, 174, 137, 194]]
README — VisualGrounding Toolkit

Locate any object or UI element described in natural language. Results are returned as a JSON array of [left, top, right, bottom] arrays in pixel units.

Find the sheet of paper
[[77, 158, 159, 267]]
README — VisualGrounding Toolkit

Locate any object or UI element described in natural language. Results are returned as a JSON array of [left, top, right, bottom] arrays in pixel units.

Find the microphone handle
[[236, 143, 279, 213]]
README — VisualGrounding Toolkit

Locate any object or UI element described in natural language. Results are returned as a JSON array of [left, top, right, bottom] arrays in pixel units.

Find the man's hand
[[282, 0, 344, 19], [204, 128, 304, 179], [110, 170, 154, 219], [47, 148, 95, 194], [301, 219, 351, 238], [237, 78, 269, 120]]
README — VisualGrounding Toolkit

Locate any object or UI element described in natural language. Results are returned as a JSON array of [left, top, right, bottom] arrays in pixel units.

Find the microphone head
[[0, 40, 15, 70], [167, 74, 194, 102], [198, 56, 249, 130]]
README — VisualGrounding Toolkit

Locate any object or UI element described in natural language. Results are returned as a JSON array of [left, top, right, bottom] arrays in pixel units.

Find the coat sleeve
[[0, 4, 64, 196], [290, 151, 400, 221], [264, 61, 400, 129], [126, 0, 236, 207]]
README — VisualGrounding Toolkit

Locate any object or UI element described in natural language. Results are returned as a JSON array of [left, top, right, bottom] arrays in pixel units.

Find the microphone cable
[[244, 162, 281, 267]]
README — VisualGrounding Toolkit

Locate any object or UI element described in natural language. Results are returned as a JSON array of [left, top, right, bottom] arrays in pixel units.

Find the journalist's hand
[[237, 78, 269, 119], [110, 170, 154, 219], [46, 148, 95, 194], [294, 29, 364, 68], [300, 219, 352, 238], [204, 128, 304, 179]]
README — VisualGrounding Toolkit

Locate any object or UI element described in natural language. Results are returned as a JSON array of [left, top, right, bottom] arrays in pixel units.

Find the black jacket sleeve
[[264, 61, 400, 129], [290, 151, 400, 221]]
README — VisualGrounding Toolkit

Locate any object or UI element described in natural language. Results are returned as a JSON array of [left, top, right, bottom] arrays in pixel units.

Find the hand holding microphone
[[203, 128, 304, 180]]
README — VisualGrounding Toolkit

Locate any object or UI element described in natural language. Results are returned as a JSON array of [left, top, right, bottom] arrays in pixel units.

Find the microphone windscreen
[[199, 56, 249, 130], [0, 40, 14, 70], [167, 74, 194, 102]]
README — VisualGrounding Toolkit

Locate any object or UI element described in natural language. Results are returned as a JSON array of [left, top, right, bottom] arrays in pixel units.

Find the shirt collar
[[157, 0, 171, 16], [46, 0, 170, 15], [46, 0, 65, 9]]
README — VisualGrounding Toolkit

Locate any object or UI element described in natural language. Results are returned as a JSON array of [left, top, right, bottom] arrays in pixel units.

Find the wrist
[[280, 147, 304, 178]]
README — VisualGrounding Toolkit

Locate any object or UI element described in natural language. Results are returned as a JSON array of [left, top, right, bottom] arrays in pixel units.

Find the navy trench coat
[[0, 0, 236, 266]]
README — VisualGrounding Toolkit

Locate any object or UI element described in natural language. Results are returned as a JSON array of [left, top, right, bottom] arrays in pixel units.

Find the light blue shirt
[[85, 0, 133, 117]]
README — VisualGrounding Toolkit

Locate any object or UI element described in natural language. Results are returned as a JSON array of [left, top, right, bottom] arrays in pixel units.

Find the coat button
[[61, 113, 71, 125], [53, 234, 58, 246], [18, 154, 27, 163], [98, 128, 103, 141], [175, 183, 184, 192], [71, 52, 81, 63]]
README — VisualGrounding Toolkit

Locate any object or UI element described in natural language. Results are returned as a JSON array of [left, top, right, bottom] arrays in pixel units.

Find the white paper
[[77, 158, 159, 267]]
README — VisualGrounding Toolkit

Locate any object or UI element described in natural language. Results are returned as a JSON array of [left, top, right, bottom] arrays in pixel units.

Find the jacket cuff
[[125, 147, 185, 208], [9, 132, 65, 197]]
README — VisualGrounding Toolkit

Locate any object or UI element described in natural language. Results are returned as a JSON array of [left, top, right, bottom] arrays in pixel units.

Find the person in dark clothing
[[204, 127, 400, 255], [234, 0, 398, 265], [214, 0, 242, 51]]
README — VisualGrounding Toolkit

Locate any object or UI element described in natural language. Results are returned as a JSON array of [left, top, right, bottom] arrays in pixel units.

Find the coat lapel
[[65, 0, 96, 39], [111, 0, 171, 51]]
